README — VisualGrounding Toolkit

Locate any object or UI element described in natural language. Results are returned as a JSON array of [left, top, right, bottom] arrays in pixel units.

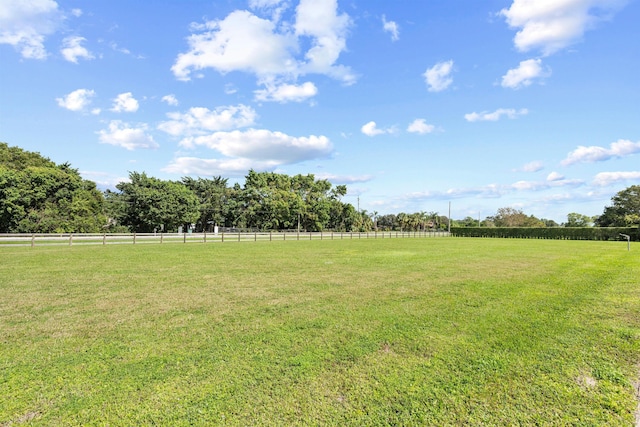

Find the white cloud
[[254, 81, 318, 103], [405, 175, 587, 204], [382, 15, 399, 41], [512, 175, 583, 191], [464, 108, 529, 122], [511, 180, 546, 191], [249, 0, 287, 9], [60, 36, 94, 63], [109, 42, 145, 59], [111, 92, 139, 113], [80, 170, 126, 190], [56, 88, 95, 112], [164, 126, 333, 176], [547, 171, 564, 181], [520, 161, 544, 172], [500, 0, 627, 55], [562, 139, 640, 165], [172, 10, 296, 81], [406, 184, 508, 201], [161, 94, 179, 106], [361, 121, 393, 137], [0, 0, 62, 59], [407, 119, 435, 135], [294, 0, 353, 81], [592, 171, 640, 186], [424, 60, 454, 92], [98, 120, 158, 151], [315, 173, 374, 184], [501, 58, 550, 89], [109, 42, 128, 54], [181, 129, 332, 164], [158, 105, 257, 140], [163, 157, 280, 177], [172, 0, 355, 89], [249, 0, 289, 21]]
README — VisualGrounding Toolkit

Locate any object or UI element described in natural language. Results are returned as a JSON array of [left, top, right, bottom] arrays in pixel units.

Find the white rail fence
[[0, 231, 450, 247]]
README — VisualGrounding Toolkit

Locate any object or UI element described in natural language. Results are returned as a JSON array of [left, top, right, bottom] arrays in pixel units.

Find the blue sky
[[1, 0, 639, 223]]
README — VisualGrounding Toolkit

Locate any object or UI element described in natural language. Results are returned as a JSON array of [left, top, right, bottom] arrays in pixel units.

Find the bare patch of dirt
[[380, 342, 392, 354], [576, 374, 597, 389], [1, 411, 41, 426]]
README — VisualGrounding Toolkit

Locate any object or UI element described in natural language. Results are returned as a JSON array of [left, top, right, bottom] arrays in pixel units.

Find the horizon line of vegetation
[[2, 142, 639, 235]]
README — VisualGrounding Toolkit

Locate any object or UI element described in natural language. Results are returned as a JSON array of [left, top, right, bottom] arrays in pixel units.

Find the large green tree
[[0, 143, 106, 233], [376, 214, 398, 231], [488, 207, 545, 227], [595, 185, 640, 227], [564, 212, 594, 227], [107, 172, 199, 233], [455, 216, 480, 227], [182, 176, 229, 231], [241, 171, 301, 230], [233, 170, 351, 231]]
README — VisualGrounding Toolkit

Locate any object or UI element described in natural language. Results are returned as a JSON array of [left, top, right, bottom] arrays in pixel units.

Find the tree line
[[1, 143, 638, 234], [104, 170, 368, 233]]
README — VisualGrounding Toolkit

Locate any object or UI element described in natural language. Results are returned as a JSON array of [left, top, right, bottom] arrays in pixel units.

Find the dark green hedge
[[450, 227, 640, 241]]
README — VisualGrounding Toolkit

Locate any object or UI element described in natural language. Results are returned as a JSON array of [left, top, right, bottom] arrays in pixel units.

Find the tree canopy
[[486, 207, 545, 228], [220, 170, 353, 232], [102, 170, 362, 233], [3, 143, 636, 235], [0, 143, 106, 233], [0, 142, 57, 170], [595, 185, 640, 227], [106, 172, 200, 233], [564, 212, 594, 227]]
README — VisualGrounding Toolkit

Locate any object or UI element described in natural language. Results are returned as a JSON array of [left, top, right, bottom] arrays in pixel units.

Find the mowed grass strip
[[1, 238, 639, 426]]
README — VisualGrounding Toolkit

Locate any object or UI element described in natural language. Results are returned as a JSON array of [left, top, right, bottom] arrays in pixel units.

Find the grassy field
[[1, 238, 639, 426]]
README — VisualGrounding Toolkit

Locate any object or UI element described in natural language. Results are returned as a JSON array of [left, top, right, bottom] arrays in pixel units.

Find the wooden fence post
[[69, 234, 73, 246]]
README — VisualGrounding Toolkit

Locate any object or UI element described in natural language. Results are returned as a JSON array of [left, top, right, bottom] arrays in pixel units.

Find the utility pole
[[357, 196, 360, 212]]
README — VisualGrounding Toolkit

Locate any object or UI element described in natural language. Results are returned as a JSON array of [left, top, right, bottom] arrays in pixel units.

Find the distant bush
[[450, 227, 639, 241]]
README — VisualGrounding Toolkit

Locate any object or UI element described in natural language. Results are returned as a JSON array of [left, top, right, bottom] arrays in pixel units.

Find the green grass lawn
[[1, 238, 639, 426]]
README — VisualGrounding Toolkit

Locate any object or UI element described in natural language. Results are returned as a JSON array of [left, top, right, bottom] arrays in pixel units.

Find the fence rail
[[0, 231, 451, 247]]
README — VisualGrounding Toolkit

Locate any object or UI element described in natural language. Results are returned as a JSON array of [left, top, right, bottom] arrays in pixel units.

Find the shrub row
[[450, 227, 639, 241]]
